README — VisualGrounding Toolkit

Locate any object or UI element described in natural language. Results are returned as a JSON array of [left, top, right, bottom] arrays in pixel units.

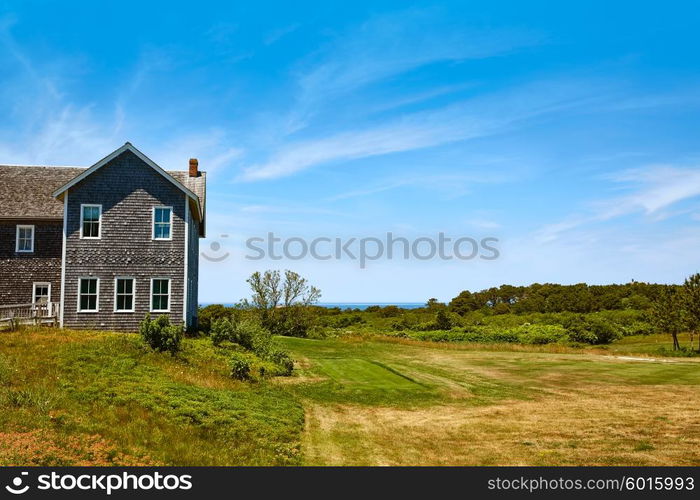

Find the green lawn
[[0, 328, 698, 466]]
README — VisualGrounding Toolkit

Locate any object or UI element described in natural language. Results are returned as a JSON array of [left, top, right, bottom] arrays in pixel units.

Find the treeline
[[448, 282, 670, 315]]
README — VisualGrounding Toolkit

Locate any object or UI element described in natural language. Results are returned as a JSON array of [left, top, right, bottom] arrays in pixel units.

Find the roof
[[0, 166, 85, 219], [0, 144, 207, 236]]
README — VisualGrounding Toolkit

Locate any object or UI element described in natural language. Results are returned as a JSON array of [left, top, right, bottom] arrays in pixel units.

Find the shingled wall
[[0, 220, 63, 306], [62, 150, 187, 331]]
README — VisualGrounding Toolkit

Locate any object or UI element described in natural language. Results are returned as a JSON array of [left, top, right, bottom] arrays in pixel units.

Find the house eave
[[0, 216, 63, 221], [51, 142, 204, 224]]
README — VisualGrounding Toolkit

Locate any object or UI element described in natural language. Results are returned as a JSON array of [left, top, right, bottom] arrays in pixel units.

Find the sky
[[1, 1, 699, 303]]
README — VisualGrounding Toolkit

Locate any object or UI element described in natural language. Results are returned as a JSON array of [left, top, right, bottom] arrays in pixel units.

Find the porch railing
[[0, 301, 60, 329]]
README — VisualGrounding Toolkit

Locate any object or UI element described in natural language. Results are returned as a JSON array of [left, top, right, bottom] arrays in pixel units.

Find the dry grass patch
[[303, 384, 700, 466], [0, 429, 155, 466]]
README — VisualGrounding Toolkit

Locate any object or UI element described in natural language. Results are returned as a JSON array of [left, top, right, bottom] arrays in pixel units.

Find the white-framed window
[[80, 204, 102, 239], [16, 225, 34, 252], [77, 277, 99, 312], [114, 277, 135, 312], [150, 278, 170, 312], [153, 206, 172, 240], [33, 282, 51, 304]]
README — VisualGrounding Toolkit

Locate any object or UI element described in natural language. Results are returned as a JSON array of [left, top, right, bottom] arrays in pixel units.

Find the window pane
[[117, 279, 124, 294], [88, 295, 96, 310], [124, 295, 133, 310], [160, 280, 169, 294], [80, 295, 89, 310], [80, 279, 89, 294], [124, 279, 132, 294], [159, 296, 168, 310], [83, 206, 99, 222], [89, 279, 97, 294]]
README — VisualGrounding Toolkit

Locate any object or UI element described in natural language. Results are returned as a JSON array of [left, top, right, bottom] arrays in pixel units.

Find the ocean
[[206, 302, 425, 310]]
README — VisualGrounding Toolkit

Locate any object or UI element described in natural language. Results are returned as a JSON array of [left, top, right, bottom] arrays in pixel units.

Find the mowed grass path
[[277, 336, 700, 466]]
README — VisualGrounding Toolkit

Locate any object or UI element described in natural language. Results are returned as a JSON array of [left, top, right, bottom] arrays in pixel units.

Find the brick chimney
[[189, 158, 199, 177]]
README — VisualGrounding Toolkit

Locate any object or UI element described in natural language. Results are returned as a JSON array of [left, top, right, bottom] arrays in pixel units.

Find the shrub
[[331, 315, 365, 328], [588, 319, 623, 344], [516, 324, 568, 344], [621, 321, 655, 337], [268, 349, 294, 376], [434, 310, 454, 330], [139, 314, 182, 355], [563, 316, 622, 344], [306, 325, 330, 339], [229, 353, 252, 380], [210, 317, 234, 346], [391, 315, 419, 331], [198, 304, 233, 333]]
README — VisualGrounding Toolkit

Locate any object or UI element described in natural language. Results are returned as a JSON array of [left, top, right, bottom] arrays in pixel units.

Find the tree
[[425, 298, 446, 310], [246, 270, 321, 337], [683, 273, 700, 351], [651, 286, 685, 350], [449, 290, 481, 315]]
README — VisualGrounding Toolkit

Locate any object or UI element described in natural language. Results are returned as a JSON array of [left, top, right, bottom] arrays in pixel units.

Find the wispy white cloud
[[537, 165, 700, 242], [239, 78, 602, 181], [326, 171, 511, 201]]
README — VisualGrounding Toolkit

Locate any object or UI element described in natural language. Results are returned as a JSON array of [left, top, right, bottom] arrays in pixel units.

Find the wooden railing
[[0, 302, 60, 329]]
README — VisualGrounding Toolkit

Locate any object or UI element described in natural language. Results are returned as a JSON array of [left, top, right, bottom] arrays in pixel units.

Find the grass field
[[0, 328, 698, 465], [278, 335, 700, 465]]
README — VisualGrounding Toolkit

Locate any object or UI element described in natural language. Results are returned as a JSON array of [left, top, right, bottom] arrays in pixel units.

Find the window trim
[[77, 277, 100, 313], [150, 277, 171, 313], [32, 282, 51, 304], [152, 206, 173, 241], [16, 224, 35, 253], [79, 204, 102, 239], [113, 277, 136, 313]]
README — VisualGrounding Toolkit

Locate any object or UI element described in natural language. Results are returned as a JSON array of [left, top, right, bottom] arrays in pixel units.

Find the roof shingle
[[0, 165, 206, 221]]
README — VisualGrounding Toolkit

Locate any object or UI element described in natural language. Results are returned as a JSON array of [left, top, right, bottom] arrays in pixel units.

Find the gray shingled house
[[0, 142, 206, 331]]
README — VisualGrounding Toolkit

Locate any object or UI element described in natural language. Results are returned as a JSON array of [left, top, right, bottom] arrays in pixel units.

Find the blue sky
[[1, 1, 700, 303]]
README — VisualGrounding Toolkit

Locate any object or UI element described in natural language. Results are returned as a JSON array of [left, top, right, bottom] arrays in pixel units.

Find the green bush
[[210, 317, 270, 352], [330, 314, 365, 328], [563, 316, 622, 344], [198, 304, 233, 333], [516, 324, 568, 344], [268, 349, 294, 376], [210, 317, 235, 346], [139, 314, 182, 355], [433, 310, 454, 330], [229, 352, 252, 380], [391, 316, 419, 331], [621, 321, 655, 336]]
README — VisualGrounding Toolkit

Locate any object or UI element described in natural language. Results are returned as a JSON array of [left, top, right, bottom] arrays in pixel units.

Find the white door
[[32, 283, 51, 315]]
